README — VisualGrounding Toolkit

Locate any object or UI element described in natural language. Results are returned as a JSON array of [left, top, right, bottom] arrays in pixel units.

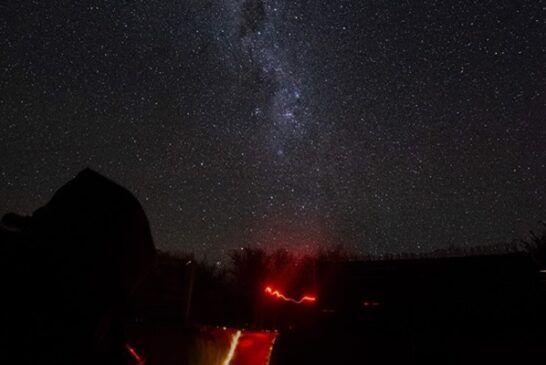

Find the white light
[[222, 330, 242, 365]]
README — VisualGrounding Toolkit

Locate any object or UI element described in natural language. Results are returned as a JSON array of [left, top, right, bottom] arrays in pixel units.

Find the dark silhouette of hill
[[1, 169, 155, 365]]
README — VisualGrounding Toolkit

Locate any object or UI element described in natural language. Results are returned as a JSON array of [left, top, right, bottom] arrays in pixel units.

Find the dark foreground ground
[[271, 322, 546, 365], [4, 170, 545, 364], [124, 314, 546, 365], [126, 250, 546, 365]]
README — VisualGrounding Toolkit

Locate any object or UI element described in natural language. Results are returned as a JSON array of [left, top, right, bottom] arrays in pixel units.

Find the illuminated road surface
[[227, 330, 278, 365]]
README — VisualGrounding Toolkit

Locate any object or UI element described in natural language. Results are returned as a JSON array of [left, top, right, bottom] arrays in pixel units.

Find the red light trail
[[125, 343, 145, 365], [264, 286, 316, 304]]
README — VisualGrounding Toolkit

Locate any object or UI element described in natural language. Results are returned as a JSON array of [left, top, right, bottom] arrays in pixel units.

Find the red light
[[125, 343, 145, 365], [264, 286, 316, 304]]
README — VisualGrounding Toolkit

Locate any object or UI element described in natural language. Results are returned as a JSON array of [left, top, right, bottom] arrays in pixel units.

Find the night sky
[[1, 1, 545, 260]]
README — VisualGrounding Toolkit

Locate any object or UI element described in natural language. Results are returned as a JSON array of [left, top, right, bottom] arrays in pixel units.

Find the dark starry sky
[[1, 0, 545, 260]]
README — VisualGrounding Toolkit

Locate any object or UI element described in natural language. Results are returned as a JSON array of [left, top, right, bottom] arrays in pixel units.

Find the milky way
[[1, 1, 545, 260]]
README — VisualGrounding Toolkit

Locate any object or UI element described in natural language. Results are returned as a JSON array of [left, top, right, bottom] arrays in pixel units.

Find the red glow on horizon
[[264, 286, 316, 304]]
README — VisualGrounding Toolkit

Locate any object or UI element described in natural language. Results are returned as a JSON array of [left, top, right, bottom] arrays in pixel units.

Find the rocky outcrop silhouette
[[1, 168, 155, 364]]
